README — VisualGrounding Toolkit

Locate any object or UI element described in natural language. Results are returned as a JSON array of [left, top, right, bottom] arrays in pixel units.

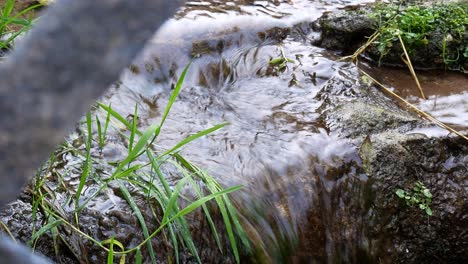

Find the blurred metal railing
[[0, 0, 180, 262]]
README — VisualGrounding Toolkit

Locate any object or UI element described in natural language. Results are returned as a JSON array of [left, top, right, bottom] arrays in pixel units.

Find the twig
[[359, 68, 468, 141], [0, 220, 17, 242], [397, 33, 426, 99], [341, 31, 381, 62]]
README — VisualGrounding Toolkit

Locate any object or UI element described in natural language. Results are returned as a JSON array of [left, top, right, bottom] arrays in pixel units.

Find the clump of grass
[[26, 63, 250, 263], [369, 1, 467, 70], [0, 0, 42, 50]]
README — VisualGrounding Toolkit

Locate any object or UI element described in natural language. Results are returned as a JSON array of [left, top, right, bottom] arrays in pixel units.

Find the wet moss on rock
[[317, 1, 468, 71]]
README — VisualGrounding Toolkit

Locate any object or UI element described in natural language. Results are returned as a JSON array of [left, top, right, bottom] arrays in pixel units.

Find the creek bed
[[1, 0, 466, 263]]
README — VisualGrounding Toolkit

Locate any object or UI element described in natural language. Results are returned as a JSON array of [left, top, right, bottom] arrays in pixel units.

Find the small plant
[[369, 2, 468, 69], [396, 181, 433, 216], [269, 56, 294, 72], [0, 0, 42, 50], [95, 104, 111, 149], [267, 46, 295, 75]]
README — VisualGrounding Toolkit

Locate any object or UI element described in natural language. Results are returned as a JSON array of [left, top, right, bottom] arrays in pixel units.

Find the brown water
[[363, 64, 468, 132]]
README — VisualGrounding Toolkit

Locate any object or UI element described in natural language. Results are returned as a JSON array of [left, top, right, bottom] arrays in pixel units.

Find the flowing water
[[364, 64, 468, 132], [89, 0, 466, 262], [91, 0, 380, 262], [4, 0, 466, 263]]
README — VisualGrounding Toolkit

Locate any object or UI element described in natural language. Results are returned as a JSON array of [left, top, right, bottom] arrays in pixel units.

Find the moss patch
[[370, 1, 468, 70]]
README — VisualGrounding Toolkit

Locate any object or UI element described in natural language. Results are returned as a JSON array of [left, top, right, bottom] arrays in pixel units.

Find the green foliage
[[0, 0, 42, 50], [395, 181, 433, 216], [29, 63, 248, 263], [370, 1, 467, 69], [267, 46, 295, 75], [269, 57, 295, 71]]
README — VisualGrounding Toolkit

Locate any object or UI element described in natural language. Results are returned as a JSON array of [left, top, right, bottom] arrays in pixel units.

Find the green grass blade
[[224, 195, 251, 250], [130, 175, 182, 264], [172, 155, 248, 261], [2, 0, 14, 19], [103, 104, 111, 141], [111, 186, 242, 257], [167, 222, 180, 264], [114, 164, 142, 179], [211, 189, 238, 263], [169, 185, 242, 223], [0, 3, 41, 35], [161, 177, 189, 224], [101, 237, 126, 264], [28, 219, 63, 245], [107, 236, 114, 264], [158, 122, 228, 159], [75, 112, 93, 208], [98, 103, 141, 136], [160, 175, 201, 262], [96, 115, 103, 148], [135, 247, 142, 264], [147, 150, 172, 194], [129, 104, 138, 153], [0, 16, 31, 26], [117, 182, 157, 264], [158, 61, 192, 130], [170, 159, 223, 253], [112, 122, 159, 176]]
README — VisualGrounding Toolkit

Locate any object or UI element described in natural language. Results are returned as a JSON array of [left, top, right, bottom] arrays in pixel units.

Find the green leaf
[[269, 57, 286, 65], [158, 123, 228, 159], [118, 182, 156, 263], [158, 61, 192, 130], [422, 189, 432, 198], [98, 103, 141, 135], [425, 207, 433, 216], [28, 219, 63, 245], [135, 247, 142, 264], [106, 236, 114, 264], [396, 189, 405, 198]]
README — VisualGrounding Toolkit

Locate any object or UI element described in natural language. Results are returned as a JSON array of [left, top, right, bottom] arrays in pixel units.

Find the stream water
[[92, 0, 466, 262], [2, 0, 466, 263]]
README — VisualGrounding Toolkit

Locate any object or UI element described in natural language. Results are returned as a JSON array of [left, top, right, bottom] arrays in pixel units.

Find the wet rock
[[315, 4, 468, 70], [316, 66, 468, 263], [316, 8, 375, 54]]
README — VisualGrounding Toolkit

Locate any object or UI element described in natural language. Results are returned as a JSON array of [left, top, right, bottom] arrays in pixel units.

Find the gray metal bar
[[0, 236, 50, 264], [0, 0, 181, 208], [0, 0, 181, 262]]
